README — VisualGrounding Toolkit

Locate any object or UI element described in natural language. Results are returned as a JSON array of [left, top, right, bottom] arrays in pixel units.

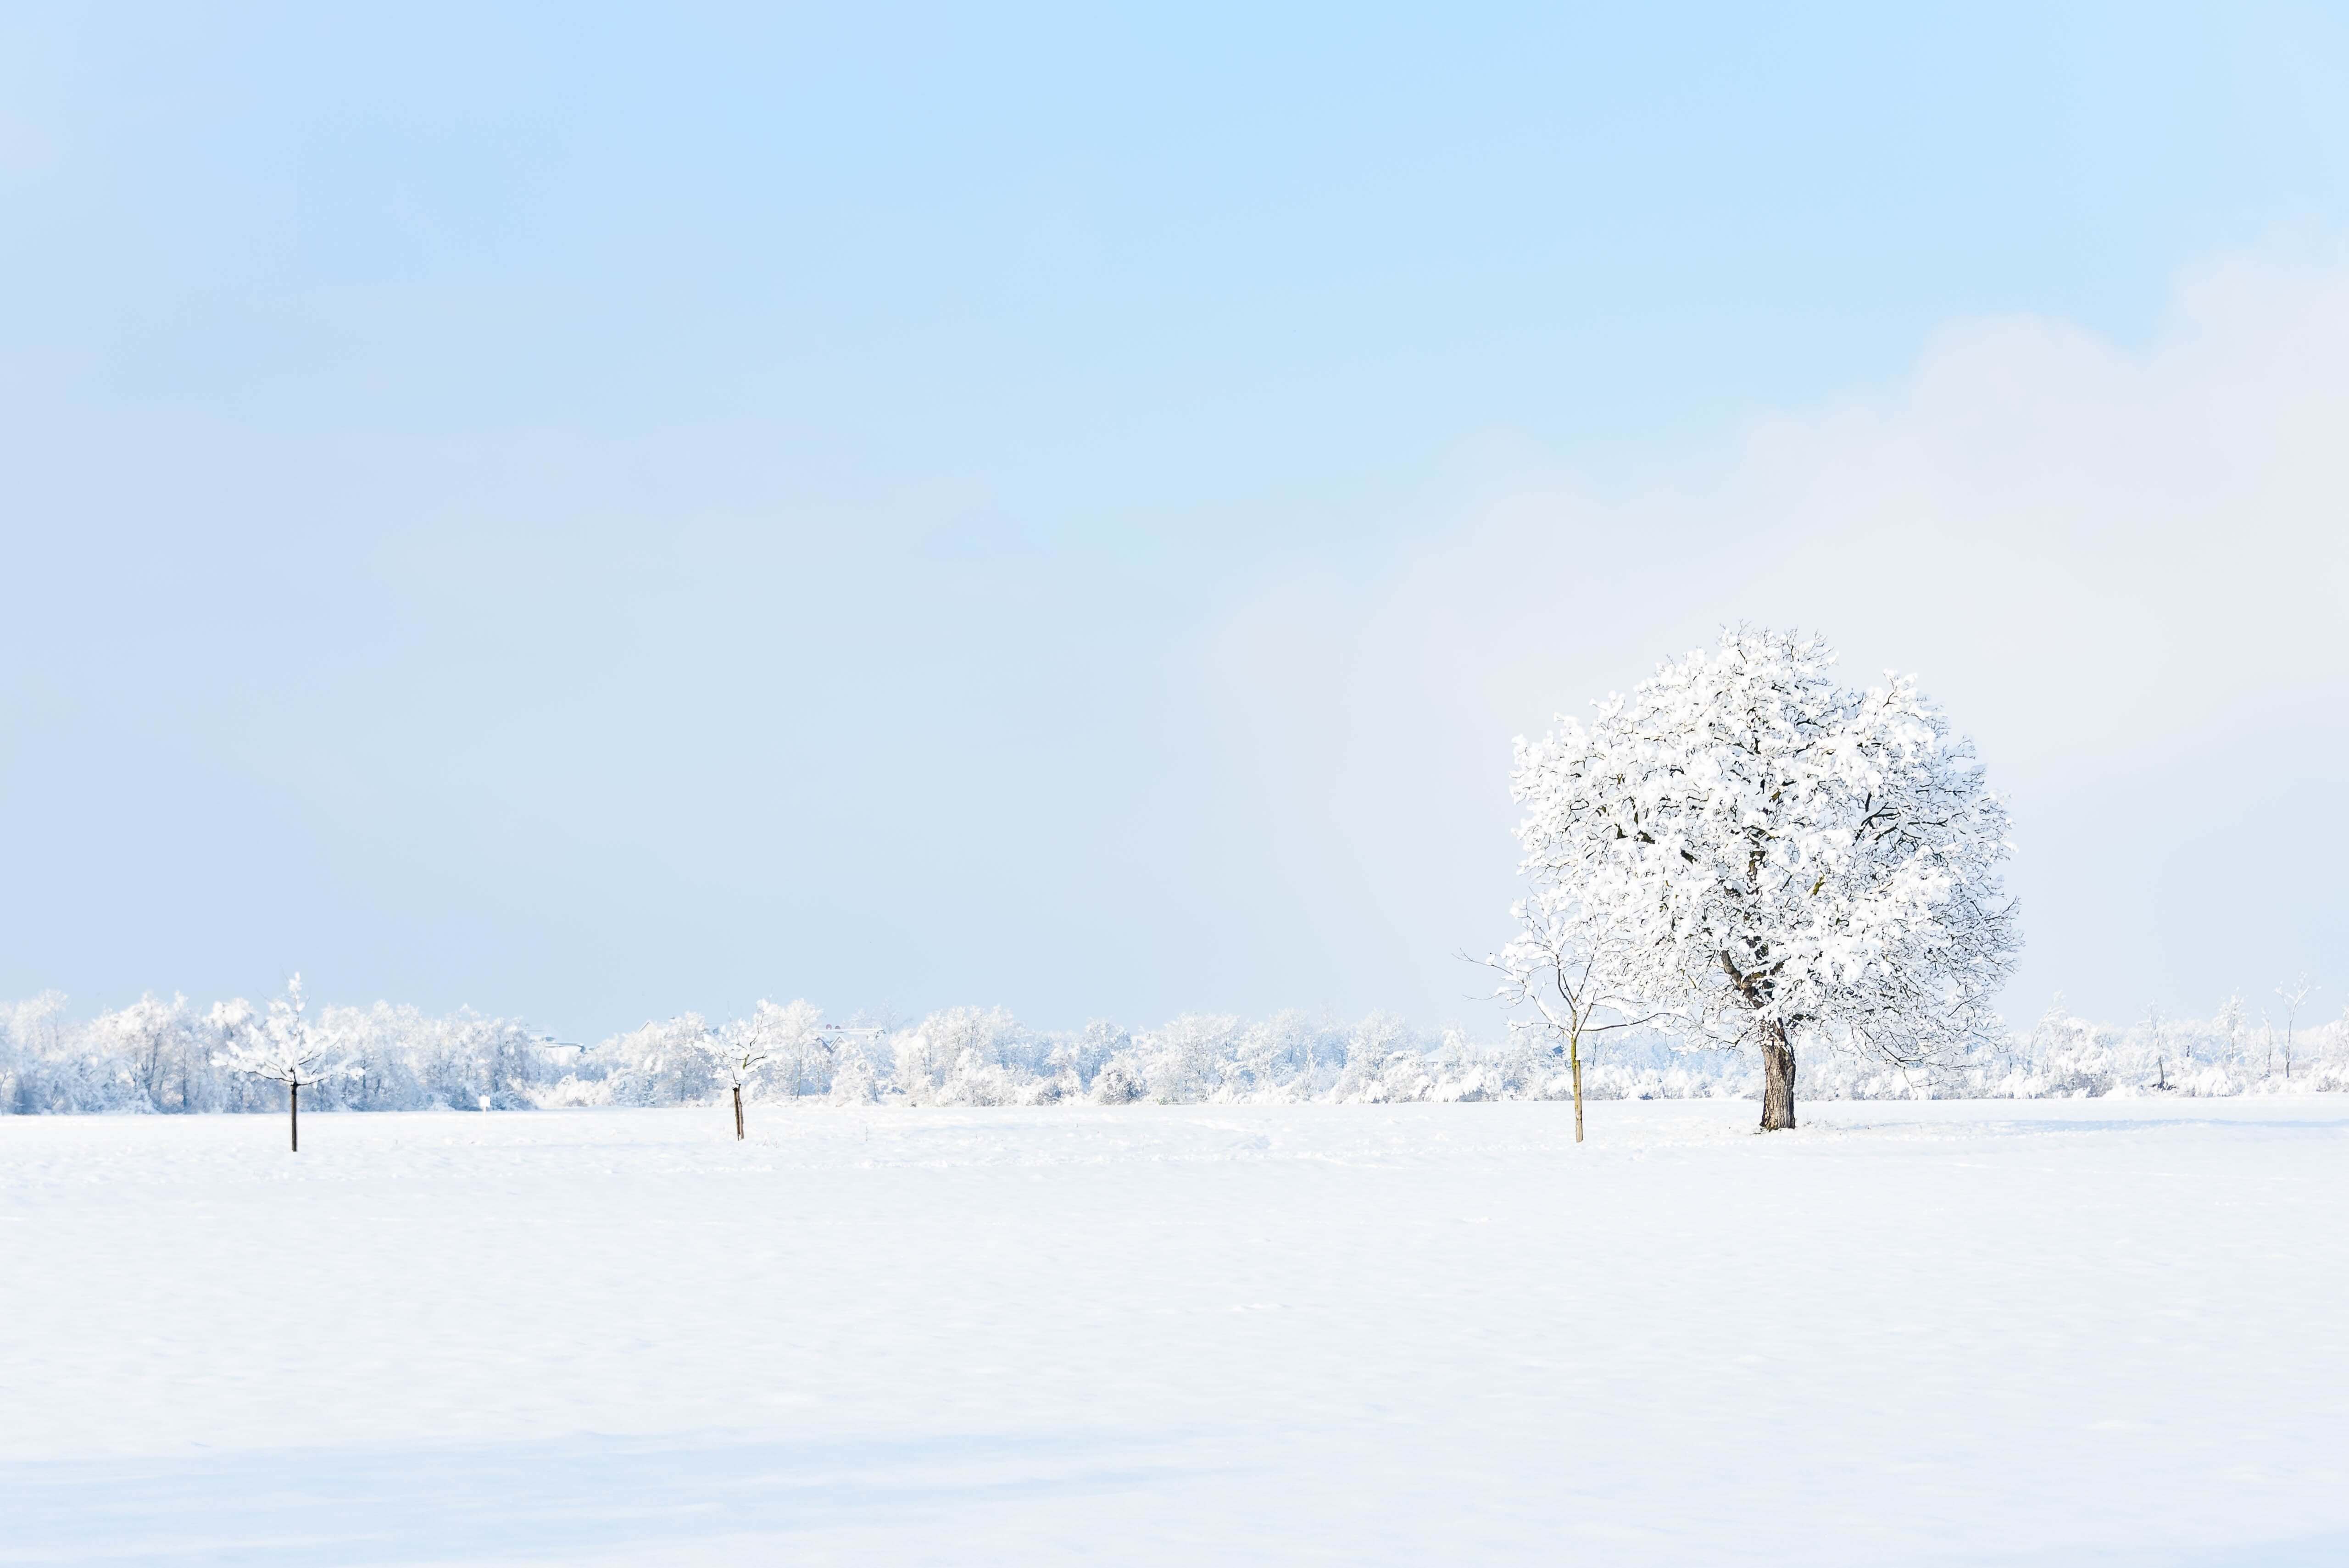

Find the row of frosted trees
[[0, 986, 555, 1117], [6, 986, 2347, 1117]]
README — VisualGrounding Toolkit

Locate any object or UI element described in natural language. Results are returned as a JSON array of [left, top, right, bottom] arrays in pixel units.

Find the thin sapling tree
[[214, 976, 349, 1152], [2275, 976, 2316, 1081], [711, 1017, 765, 1141], [707, 1000, 824, 1139], [1486, 894, 1663, 1144]]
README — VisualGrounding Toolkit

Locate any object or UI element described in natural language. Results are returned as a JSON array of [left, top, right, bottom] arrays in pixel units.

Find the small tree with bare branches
[[214, 976, 348, 1152], [705, 999, 825, 1139], [1486, 899, 1662, 1144], [2276, 976, 2317, 1081]]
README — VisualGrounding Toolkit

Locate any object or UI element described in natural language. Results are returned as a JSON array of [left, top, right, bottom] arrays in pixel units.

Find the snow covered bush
[[602, 1014, 719, 1108], [893, 1006, 1035, 1106], [1090, 1056, 1147, 1103]]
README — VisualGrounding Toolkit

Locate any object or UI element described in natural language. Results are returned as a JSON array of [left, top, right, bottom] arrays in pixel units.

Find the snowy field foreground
[[4, 1102, 2346, 1566]]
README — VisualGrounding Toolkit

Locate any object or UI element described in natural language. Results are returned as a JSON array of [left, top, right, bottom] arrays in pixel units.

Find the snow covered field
[[4, 1100, 2346, 1566]]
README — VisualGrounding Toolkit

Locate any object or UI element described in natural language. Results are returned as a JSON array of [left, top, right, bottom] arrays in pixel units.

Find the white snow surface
[[4, 1100, 2346, 1566]]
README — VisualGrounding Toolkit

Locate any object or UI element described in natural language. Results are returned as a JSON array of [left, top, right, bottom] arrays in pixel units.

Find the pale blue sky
[[6, 4, 2349, 1036]]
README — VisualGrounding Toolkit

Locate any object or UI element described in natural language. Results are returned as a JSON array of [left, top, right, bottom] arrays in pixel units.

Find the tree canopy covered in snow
[[209, 976, 359, 1150], [211, 976, 346, 1091], [1510, 627, 2021, 1127]]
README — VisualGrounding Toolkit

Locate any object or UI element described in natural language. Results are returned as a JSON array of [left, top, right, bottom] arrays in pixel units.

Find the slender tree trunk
[[1759, 1023, 1797, 1131], [1570, 1029, 1585, 1145], [733, 1084, 745, 1141], [290, 1081, 299, 1153]]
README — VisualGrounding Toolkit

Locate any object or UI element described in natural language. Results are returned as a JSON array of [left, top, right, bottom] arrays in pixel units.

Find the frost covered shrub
[[826, 1028, 893, 1103], [1142, 1013, 1243, 1101], [7, 989, 2349, 1113], [3, 995, 127, 1114], [1090, 1056, 1146, 1103], [601, 1015, 718, 1108], [310, 1003, 551, 1111]]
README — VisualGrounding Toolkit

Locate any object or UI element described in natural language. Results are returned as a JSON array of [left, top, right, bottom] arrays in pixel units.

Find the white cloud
[[1207, 245, 2349, 1022]]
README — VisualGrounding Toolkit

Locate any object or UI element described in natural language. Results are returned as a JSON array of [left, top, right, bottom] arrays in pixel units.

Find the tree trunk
[[1570, 1032, 1585, 1145], [1759, 1023, 1797, 1131], [290, 1080, 300, 1153], [732, 1084, 745, 1141]]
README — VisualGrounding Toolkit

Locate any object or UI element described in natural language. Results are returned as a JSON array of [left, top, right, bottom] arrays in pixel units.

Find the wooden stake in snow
[[213, 975, 348, 1153]]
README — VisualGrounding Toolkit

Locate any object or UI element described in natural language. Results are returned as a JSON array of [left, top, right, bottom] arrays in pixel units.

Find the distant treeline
[[3, 991, 2346, 1115]]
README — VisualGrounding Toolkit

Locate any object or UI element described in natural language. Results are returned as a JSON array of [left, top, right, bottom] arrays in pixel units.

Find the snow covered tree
[[710, 1014, 763, 1140], [213, 976, 348, 1151], [763, 1001, 833, 1098], [1510, 627, 2020, 1130], [2217, 995, 2249, 1081], [707, 1000, 824, 1138]]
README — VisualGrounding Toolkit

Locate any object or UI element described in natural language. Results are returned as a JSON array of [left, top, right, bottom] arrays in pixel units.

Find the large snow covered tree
[[1510, 628, 2019, 1130], [213, 976, 348, 1151]]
